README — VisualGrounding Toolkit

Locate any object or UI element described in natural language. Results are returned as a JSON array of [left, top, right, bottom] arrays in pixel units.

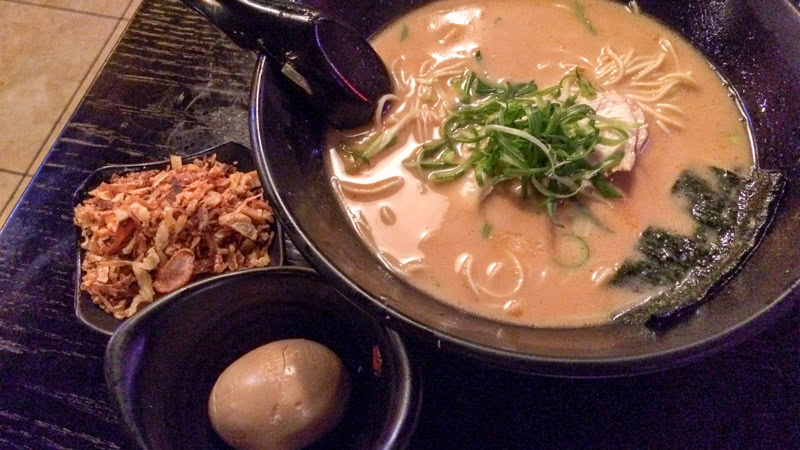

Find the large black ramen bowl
[[105, 268, 420, 449], [250, 0, 800, 376]]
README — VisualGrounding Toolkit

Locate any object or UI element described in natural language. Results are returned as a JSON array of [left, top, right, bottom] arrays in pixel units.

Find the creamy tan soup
[[326, 0, 753, 327]]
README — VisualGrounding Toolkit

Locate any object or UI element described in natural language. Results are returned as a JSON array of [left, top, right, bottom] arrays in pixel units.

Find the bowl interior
[[250, 0, 800, 375], [105, 268, 419, 449], [74, 142, 284, 335]]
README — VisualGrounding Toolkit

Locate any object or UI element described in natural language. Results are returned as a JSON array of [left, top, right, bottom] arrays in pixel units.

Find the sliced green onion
[[591, 175, 624, 199], [398, 69, 634, 219], [481, 222, 493, 238], [572, 0, 597, 35], [337, 111, 419, 172], [553, 234, 591, 268]]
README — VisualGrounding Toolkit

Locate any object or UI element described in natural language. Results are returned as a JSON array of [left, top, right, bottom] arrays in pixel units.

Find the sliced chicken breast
[[584, 92, 649, 172]]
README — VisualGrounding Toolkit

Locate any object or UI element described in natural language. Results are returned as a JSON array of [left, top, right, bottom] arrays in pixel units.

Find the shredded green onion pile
[[338, 69, 635, 218]]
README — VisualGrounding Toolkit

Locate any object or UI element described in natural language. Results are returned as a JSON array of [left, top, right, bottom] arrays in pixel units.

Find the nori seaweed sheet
[[611, 167, 785, 327]]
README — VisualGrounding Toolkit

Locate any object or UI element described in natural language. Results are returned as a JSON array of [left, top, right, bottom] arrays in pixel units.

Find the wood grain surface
[[0, 0, 798, 448]]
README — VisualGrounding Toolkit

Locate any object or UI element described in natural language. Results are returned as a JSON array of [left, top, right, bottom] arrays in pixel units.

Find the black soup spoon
[[182, 0, 392, 129]]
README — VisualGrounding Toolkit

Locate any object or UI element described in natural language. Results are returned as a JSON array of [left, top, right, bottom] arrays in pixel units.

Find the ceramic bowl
[[248, 0, 800, 376], [105, 267, 421, 449]]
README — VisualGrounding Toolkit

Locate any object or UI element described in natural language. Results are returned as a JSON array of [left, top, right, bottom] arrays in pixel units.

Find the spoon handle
[[180, 0, 392, 129], [181, 0, 319, 61]]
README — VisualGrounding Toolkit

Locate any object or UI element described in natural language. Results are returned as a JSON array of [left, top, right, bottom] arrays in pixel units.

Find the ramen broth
[[326, 0, 752, 327]]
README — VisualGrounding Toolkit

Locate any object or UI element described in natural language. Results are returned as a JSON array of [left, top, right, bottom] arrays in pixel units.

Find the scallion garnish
[[572, 0, 597, 35], [404, 69, 630, 218], [481, 222, 493, 238], [399, 24, 409, 41], [553, 234, 591, 267], [337, 111, 419, 172]]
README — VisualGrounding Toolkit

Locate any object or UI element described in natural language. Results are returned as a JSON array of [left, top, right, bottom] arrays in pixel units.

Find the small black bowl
[[104, 267, 421, 449], [73, 142, 284, 335]]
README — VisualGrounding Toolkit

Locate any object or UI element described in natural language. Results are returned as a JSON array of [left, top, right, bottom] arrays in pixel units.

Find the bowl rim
[[248, 55, 799, 378], [72, 142, 285, 335], [105, 266, 422, 449]]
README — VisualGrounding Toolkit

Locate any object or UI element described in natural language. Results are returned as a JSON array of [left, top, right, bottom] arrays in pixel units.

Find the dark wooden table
[[1, 0, 798, 448]]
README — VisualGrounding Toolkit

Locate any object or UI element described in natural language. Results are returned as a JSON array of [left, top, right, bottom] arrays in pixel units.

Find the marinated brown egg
[[208, 339, 351, 450]]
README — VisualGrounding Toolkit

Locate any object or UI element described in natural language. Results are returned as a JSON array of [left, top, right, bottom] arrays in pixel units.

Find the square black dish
[[73, 142, 284, 335]]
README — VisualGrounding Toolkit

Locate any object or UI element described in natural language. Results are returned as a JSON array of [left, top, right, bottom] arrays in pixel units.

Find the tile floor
[[0, 0, 143, 228]]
